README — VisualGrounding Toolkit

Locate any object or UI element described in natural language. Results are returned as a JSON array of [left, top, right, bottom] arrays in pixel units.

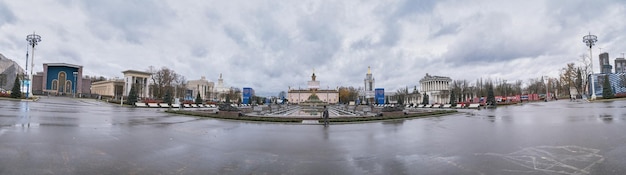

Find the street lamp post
[[543, 76, 550, 102], [26, 32, 41, 99], [583, 33, 598, 100], [73, 72, 78, 98]]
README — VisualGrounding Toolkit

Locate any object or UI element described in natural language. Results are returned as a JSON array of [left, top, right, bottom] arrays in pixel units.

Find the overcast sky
[[1, 0, 625, 96]]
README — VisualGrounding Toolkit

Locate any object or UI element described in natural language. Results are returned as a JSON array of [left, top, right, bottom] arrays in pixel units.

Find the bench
[[467, 103, 481, 109], [442, 104, 451, 108], [147, 103, 160, 108], [158, 103, 169, 108], [135, 102, 148, 107]]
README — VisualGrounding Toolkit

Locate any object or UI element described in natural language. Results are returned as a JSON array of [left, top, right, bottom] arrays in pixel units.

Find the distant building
[[361, 66, 375, 103], [91, 79, 124, 98], [122, 70, 151, 98], [41, 63, 84, 96], [588, 72, 626, 97], [615, 57, 626, 74], [187, 76, 214, 100], [213, 73, 230, 102], [599, 52, 612, 74], [0, 53, 25, 91], [287, 71, 338, 104], [419, 73, 451, 104]]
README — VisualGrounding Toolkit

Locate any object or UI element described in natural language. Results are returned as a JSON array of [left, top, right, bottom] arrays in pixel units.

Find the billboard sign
[[375, 88, 385, 104], [243, 87, 253, 104]]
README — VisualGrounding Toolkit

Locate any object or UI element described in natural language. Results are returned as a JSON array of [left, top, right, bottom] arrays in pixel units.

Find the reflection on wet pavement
[[1, 97, 626, 174], [482, 145, 603, 174]]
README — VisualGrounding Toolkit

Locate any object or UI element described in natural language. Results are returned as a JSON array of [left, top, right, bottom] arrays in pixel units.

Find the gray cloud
[[1, 0, 625, 96], [79, 0, 174, 44], [0, 1, 16, 26]]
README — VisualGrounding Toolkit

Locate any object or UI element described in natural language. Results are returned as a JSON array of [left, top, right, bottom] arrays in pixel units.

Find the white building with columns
[[287, 71, 339, 104], [122, 70, 151, 98], [419, 73, 451, 104], [188, 76, 214, 101]]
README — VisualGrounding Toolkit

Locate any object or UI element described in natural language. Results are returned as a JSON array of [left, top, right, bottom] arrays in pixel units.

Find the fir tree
[[422, 93, 429, 105], [603, 75, 614, 99], [487, 83, 495, 105], [449, 91, 456, 105], [10, 76, 21, 98], [127, 85, 138, 105], [164, 88, 173, 105], [195, 92, 203, 104]]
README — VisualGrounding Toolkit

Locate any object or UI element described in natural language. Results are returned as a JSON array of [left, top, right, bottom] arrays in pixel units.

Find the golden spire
[[367, 66, 371, 74]]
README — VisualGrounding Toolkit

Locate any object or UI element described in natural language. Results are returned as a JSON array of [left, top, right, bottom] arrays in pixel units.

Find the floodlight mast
[[25, 32, 42, 99], [583, 33, 597, 100]]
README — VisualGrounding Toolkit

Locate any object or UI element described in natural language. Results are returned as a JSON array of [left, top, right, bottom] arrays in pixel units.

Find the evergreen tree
[[449, 90, 456, 105], [487, 83, 495, 105], [603, 75, 614, 99], [164, 88, 173, 105], [10, 76, 21, 98], [422, 93, 429, 104], [127, 85, 138, 105], [195, 92, 203, 104], [225, 95, 231, 103]]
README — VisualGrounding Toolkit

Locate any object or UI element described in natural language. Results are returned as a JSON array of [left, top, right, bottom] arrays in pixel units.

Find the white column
[[144, 78, 149, 98], [429, 82, 432, 91]]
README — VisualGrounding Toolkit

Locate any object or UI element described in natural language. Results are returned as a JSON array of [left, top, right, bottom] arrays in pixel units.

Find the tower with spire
[[362, 66, 375, 104]]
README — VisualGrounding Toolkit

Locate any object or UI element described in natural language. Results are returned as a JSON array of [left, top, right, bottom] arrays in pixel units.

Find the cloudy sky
[[1, 0, 625, 96]]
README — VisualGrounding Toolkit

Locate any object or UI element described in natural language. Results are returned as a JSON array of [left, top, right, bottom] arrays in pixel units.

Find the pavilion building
[[419, 73, 451, 104], [41, 63, 88, 96], [188, 76, 214, 101], [122, 70, 151, 98], [287, 71, 338, 104]]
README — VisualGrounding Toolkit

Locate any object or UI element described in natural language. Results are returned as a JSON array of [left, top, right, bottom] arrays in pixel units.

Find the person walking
[[323, 106, 329, 126]]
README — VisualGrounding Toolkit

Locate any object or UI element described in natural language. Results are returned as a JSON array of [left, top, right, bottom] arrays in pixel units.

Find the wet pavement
[[1, 97, 625, 174]]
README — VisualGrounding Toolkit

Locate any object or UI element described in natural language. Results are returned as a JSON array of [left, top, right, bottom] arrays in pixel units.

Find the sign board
[[243, 87, 253, 104], [21, 80, 30, 92], [375, 88, 385, 104]]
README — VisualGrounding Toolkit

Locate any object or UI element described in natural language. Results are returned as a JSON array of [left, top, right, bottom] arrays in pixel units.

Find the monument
[[287, 69, 338, 104], [300, 70, 326, 106]]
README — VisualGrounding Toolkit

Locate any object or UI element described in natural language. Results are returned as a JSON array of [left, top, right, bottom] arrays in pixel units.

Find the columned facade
[[419, 74, 452, 104], [122, 70, 151, 98], [188, 76, 214, 100], [287, 71, 339, 104]]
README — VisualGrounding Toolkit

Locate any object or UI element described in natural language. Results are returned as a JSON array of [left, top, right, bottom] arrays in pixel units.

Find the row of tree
[[377, 54, 623, 104]]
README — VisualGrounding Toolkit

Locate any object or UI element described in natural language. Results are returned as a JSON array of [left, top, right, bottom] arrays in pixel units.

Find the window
[[65, 80, 72, 93], [58, 71, 66, 92], [51, 80, 58, 90]]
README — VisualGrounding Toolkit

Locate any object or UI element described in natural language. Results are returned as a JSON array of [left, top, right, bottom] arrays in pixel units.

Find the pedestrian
[[323, 106, 329, 126]]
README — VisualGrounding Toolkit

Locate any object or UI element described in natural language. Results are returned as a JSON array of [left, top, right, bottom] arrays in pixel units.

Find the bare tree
[[148, 66, 183, 100]]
